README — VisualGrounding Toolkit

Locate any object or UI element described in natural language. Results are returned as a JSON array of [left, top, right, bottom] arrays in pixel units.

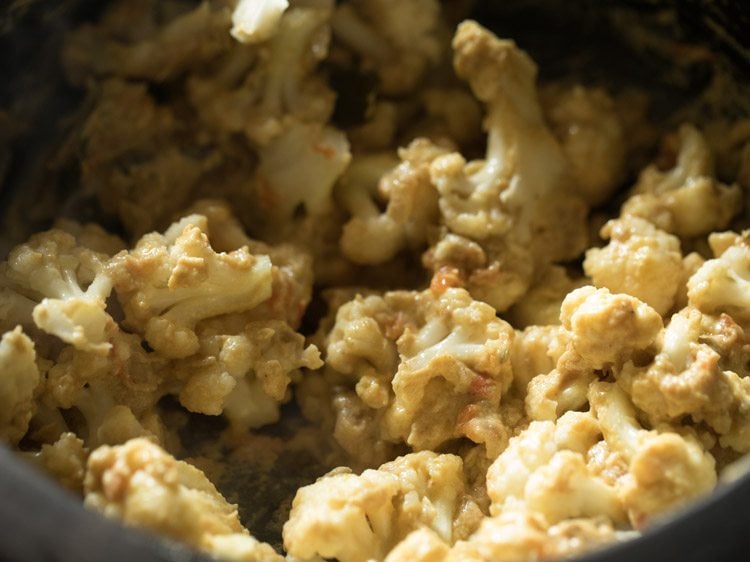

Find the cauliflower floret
[[558, 286, 662, 371], [0, 228, 117, 354], [185, 199, 314, 328], [189, 2, 336, 146], [542, 85, 626, 206], [485, 414, 624, 525], [176, 319, 322, 430], [425, 22, 588, 311], [254, 121, 351, 235], [584, 216, 685, 316], [621, 124, 742, 238], [525, 286, 662, 421], [77, 78, 221, 237], [43, 331, 171, 447], [510, 324, 568, 395], [0, 327, 41, 444], [231, 0, 288, 44], [109, 214, 273, 358], [331, 0, 442, 95], [423, 233, 535, 315], [84, 438, 283, 561], [619, 307, 750, 452], [338, 139, 449, 265], [383, 527, 450, 562], [447, 509, 618, 562], [319, 286, 515, 460], [589, 382, 716, 528], [63, 1, 233, 84], [22, 432, 88, 493], [687, 231, 750, 324], [283, 451, 478, 562]]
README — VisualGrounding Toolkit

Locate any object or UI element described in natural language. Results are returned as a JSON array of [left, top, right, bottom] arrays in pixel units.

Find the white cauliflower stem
[[589, 382, 716, 528]]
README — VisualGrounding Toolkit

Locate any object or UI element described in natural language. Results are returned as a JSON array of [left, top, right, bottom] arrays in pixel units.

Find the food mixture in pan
[[1, 0, 750, 560]]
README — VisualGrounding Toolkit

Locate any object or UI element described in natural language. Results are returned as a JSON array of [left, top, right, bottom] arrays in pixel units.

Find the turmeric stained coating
[[1, 1, 749, 561]]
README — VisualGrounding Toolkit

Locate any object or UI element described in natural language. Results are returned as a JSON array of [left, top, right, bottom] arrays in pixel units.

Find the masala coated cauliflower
[[619, 305, 750, 452], [283, 451, 482, 562], [176, 318, 322, 430], [621, 124, 742, 238], [584, 216, 686, 316], [0, 226, 120, 354], [589, 382, 716, 528], [525, 286, 662, 422], [0, 205, 321, 456], [687, 231, 750, 325], [423, 21, 588, 311], [0, 327, 41, 444], [109, 214, 273, 359], [84, 438, 283, 562], [4, 3, 749, 562], [338, 139, 449, 266], [303, 285, 515, 463]]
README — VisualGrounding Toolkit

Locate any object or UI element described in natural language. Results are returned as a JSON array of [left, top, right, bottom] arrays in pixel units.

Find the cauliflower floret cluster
[[524, 286, 662, 422], [619, 305, 750, 452], [589, 382, 716, 528], [109, 214, 274, 359], [0, 226, 120, 354], [620, 124, 742, 239], [301, 285, 515, 464], [283, 451, 482, 562], [84, 438, 283, 562], [421, 22, 590, 312], [541, 84, 627, 206], [584, 216, 686, 316], [0, 327, 41, 444], [3, 4, 748, 562], [0, 207, 320, 457]]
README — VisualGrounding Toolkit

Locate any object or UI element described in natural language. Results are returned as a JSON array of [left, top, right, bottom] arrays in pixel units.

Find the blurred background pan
[[1, 0, 749, 560]]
